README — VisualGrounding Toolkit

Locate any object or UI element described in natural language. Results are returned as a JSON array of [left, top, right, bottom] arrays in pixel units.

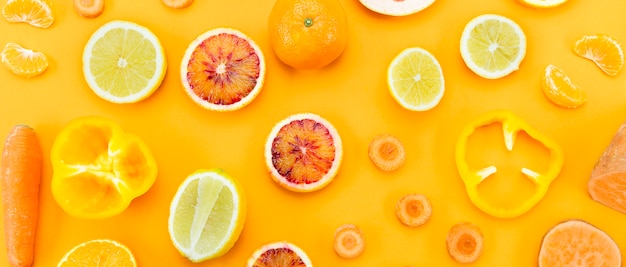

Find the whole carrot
[[0, 125, 42, 267]]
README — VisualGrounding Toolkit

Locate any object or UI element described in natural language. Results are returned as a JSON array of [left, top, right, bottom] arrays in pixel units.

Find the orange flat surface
[[2, 0, 626, 266]]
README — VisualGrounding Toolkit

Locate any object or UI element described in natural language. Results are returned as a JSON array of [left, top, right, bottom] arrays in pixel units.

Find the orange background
[[2, 0, 626, 266]]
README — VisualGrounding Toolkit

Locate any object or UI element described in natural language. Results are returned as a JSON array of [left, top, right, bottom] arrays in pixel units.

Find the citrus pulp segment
[[181, 28, 265, 111], [246, 241, 313, 267], [1, 42, 49, 78], [387, 47, 444, 111], [50, 116, 158, 219], [57, 239, 136, 267], [359, 0, 436, 16], [82, 20, 167, 104], [264, 113, 343, 192], [168, 169, 246, 262], [573, 34, 624, 76], [541, 64, 587, 108], [517, 0, 567, 8], [460, 14, 526, 79], [2, 0, 53, 28]]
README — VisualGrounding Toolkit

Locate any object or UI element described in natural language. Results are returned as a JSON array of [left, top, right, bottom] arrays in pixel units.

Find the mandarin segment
[[2, 0, 54, 28], [541, 64, 586, 108], [359, 0, 436, 16], [517, 0, 567, 8], [1, 42, 49, 78], [574, 34, 624, 76]]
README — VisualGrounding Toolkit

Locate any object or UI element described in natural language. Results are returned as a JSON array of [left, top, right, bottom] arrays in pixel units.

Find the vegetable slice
[[333, 224, 365, 259], [368, 134, 406, 172], [395, 193, 432, 227], [446, 222, 483, 264]]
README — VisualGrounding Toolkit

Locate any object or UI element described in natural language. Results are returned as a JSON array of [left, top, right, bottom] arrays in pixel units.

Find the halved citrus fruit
[[181, 27, 265, 111], [2, 0, 53, 28], [517, 0, 567, 8], [541, 64, 587, 108], [460, 14, 526, 79], [264, 113, 343, 192], [359, 0, 436, 16], [50, 116, 157, 219], [168, 169, 246, 262], [538, 220, 621, 266], [246, 241, 313, 267], [573, 34, 624, 76], [1, 42, 49, 78], [387, 47, 445, 111], [82, 20, 166, 104], [57, 239, 136, 267]]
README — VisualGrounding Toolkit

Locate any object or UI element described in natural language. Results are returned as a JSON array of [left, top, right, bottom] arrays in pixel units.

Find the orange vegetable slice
[[368, 134, 406, 171], [446, 222, 483, 264], [541, 64, 587, 109], [246, 241, 313, 267], [57, 239, 137, 267], [73, 0, 104, 18], [538, 220, 621, 266], [50, 116, 158, 219], [395, 193, 432, 227], [2, 0, 53, 28], [333, 224, 365, 259], [573, 34, 624, 76], [1, 42, 49, 78]]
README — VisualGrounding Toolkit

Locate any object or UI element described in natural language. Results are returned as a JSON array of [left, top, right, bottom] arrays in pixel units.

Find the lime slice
[[168, 169, 246, 262]]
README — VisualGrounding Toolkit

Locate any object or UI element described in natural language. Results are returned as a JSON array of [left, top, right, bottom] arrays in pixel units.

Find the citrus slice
[[359, 0, 435, 16], [181, 28, 265, 111], [82, 20, 167, 104], [460, 14, 527, 79], [387, 47, 445, 111], [162, 0, 194, 8], [168, 169, 246, 262], [1, 42, 49, 78], [538, 220, 621, 266], [246, 241, 313, 267], [446, 222, 483, 264], [368, 134, 406, 171], [396, 193, 432, 227], [2, 0, 53, 28], [50, 116, 157, 219], [517, 0, 567, 8], [334, 224, 365, 259], [541, 64, 587, 108], [264, 113, 343, 192], [57, 239, 136, 267], [573, 34, 624, 76]]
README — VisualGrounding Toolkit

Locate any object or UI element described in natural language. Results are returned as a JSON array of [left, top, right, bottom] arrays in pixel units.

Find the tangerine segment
[[396, 194, 432, 227], [334, 224, 365, 259], [368, 134, 406, 171], [1, 42, 49, 78], [541, 64, 587, 109], [446, 222, 483, 264], [182, 28, 265, 111], [51, 116, 157, 219], [538, 220, 621, 267], [246, 242, 313, 267], [265, 113, 343, 192], [2, 0, 54, 28], [57, 239, 136, 267], [574, 34, 624, 76]]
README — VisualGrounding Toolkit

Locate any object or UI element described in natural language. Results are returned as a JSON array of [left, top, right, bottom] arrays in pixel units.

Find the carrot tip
[[333, 224, 365, 259]]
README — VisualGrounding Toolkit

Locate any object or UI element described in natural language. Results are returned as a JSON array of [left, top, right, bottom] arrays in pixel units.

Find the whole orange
[[268, 0, 349, 69]]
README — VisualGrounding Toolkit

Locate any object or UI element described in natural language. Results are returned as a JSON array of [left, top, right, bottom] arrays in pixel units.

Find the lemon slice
[[387, 47, 445, 111], [1, 42, 48, 78], [460, 14, 526, 79], [518, 0, 567, 8], [168, 169, 246, 262], [82, 20, 167, 104]]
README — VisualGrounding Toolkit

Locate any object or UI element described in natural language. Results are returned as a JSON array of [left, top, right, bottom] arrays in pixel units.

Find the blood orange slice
[[246, 241, 313, 267], [181, 28, 265, 111], [264, 113, 343, 192]]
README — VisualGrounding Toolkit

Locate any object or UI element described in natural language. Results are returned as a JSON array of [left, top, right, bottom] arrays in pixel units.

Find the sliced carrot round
[[446, 222, 483, 264], [73, 0, 104, 18], [162, 0, 194, 9], [333, 224, 365, 259], [368, 134, 405, 172], [395, 193, 432, 227]]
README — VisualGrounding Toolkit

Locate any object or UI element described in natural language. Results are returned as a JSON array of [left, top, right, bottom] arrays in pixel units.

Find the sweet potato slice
[[589, 121, 626, 214]]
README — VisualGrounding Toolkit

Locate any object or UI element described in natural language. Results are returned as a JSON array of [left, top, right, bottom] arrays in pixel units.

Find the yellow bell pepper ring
[[455, 110, 564, 218]]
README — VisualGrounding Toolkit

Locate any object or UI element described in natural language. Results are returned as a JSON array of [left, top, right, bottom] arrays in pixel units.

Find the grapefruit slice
[[264, 113, 343, 192], [538, 220, 621, 266], [359, 0, 436, 16], [181, 28, 265, 111], [246, 241, 312, 267]]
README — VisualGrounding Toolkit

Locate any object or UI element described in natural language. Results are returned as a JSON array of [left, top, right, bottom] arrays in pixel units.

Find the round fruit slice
[[538, 220, 621, 267], [387, 47, 444, 111], [168, 169, 246, 262], [517, 0, 567, 8], [460, 14, 526, 79], [359, 0, 435, 16], [541, 64, 586, 109], [181, 28, 265, 111], [2, 0, 54, 28], [573, 34, 624, 76], [82, 20, 166, 104], [1, 42, 49, 78], [57, 239, 136, 267], [264, 113, 343, 192], [246, 241, 313, 267]]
